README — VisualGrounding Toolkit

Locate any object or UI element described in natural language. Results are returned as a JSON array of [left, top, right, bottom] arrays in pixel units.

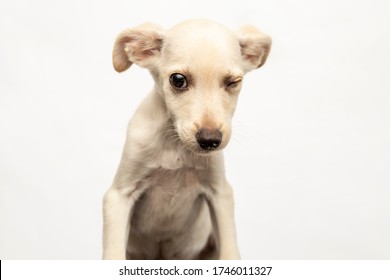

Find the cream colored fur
[[103, 19, 271, 260]]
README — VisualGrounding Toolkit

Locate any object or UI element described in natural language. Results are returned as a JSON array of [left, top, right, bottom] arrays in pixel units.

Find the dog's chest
[[132, 162, 208, 237], [141, 148, 210, 196]]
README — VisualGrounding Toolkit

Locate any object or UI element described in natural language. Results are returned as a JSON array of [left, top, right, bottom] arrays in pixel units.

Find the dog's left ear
[[237, 25, 272, 71], [112, 23, 164, 72]]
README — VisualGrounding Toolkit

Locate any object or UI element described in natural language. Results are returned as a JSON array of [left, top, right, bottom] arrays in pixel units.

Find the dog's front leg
[[102, 165, 147, 260], [208, 180, 241, 260], [103, 188, 131, 259]]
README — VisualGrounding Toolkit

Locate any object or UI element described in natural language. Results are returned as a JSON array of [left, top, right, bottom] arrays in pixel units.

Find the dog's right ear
[[112, 23, 164, 72]]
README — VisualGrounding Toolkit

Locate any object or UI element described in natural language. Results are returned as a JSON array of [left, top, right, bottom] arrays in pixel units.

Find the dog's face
[[112, 20, 271, 155]]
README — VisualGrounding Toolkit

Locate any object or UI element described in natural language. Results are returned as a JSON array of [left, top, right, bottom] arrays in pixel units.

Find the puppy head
[[113, 19, 271, 155]]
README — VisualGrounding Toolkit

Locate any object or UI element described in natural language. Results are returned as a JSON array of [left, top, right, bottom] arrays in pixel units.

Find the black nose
[[196, 128, 222, 150]]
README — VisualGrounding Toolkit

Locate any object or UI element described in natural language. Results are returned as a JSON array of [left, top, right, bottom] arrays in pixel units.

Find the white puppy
[[103, 19, 271, 260]]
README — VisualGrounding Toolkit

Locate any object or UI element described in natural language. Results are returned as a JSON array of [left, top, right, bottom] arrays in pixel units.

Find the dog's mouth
[[191, 146, 222, 156]]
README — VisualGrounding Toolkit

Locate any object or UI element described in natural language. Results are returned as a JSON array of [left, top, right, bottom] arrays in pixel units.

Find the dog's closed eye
[[226, 80, 241, 87], [224, 76, 242, 90]]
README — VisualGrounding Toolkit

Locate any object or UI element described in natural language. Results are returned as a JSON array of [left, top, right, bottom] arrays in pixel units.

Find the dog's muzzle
[[196, 128, 222, 150]]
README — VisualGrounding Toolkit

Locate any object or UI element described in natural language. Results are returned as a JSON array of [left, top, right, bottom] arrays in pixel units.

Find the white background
[[0, 0, 389, 259]]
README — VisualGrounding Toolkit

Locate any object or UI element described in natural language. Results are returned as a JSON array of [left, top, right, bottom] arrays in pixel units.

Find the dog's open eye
[[170, 73, 188, 89]]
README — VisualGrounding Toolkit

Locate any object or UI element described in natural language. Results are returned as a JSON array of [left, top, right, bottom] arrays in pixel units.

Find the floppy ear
[[237, 25, 272, 71], [112, 23, 164, 72]]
